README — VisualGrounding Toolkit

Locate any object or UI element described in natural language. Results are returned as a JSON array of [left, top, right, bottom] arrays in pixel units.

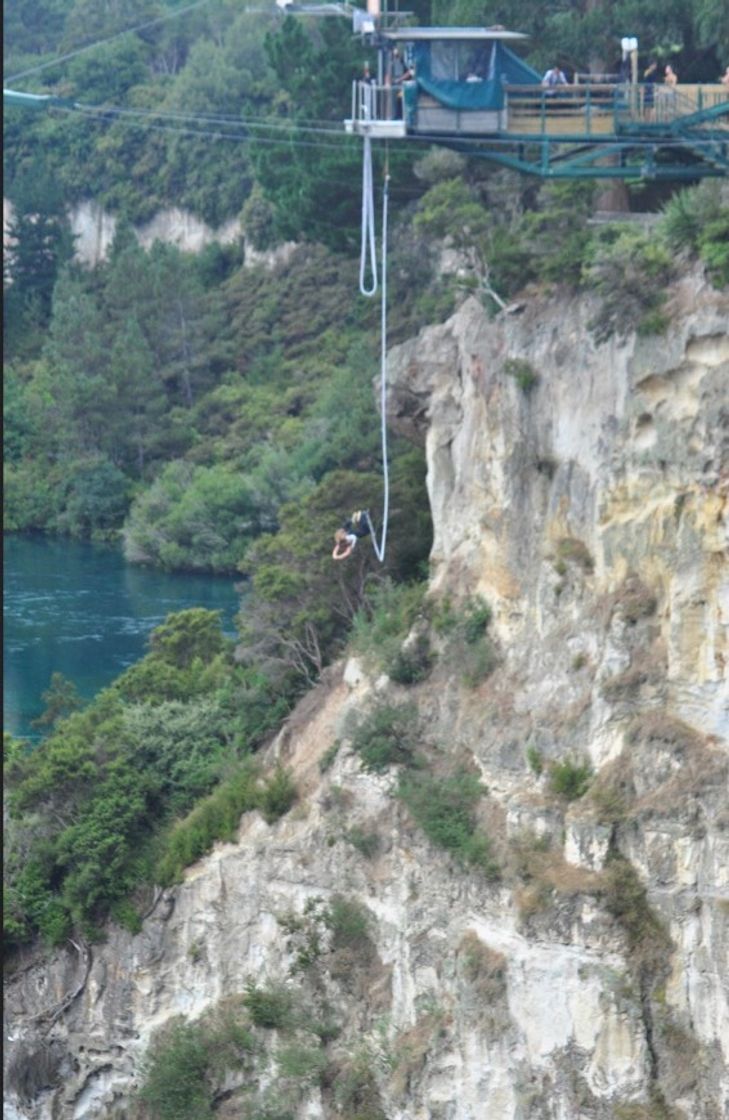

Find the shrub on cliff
[[433, 595, 497, 687], [548, 757, 593, 801], [350, 701, 421, 772], [583, 228, 673, 342], [398, 769, 498, 877], [659, 181, 729, 287], [351, 578, 430, 682]]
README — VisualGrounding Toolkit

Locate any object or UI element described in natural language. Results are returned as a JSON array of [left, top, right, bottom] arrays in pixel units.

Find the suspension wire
[[358, 135, 377, 296], [61, 103, 360, 150], [4, 0, 223, 83], [53, 103, 727, 157], [70, 101, 349, 136]]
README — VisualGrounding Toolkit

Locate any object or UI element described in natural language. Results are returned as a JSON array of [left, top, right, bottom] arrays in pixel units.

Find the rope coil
[[358, 135, 378, 297]]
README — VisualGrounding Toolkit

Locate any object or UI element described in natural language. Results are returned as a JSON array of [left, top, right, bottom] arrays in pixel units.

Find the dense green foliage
[[139, 1010, 260, 1120], [398, 769, 498, 876], [548, 757, 593, 801], [351, 578, 430, 681], [349, 701, 421, 772], [3, 609, 295, 945]]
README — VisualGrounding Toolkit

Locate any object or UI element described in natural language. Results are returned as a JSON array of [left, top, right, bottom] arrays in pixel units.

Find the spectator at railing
[[542, 65, 568, 93], [720, 66, 729, 88], [361, 61, 375, 119], [656, 63, 679, 118], [389, 47, 413, 120]]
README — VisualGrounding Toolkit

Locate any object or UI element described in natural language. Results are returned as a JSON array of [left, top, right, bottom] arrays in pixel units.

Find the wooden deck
[[505, 83, 729, 137]]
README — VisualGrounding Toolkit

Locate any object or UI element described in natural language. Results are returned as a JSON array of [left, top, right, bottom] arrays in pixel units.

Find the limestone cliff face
[[3, 197, 296, 267], [387, 276, 728, 743], [4, 277, 728, 1120]]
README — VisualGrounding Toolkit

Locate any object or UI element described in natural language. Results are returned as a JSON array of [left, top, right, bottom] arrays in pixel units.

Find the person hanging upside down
[[332, 510, 371, 560]]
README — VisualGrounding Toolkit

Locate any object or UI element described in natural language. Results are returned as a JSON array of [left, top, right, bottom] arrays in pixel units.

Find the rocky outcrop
[[4, 276, 728, 1120], [69, 200, 243, 265], [387, 276, 728, 742], [3, 197, 295, 268]]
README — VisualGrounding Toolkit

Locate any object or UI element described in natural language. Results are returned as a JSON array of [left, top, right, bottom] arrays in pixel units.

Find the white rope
[[358, 134, 377, 297], [367, 172, 390, 563], [356, 135, 390, 564]]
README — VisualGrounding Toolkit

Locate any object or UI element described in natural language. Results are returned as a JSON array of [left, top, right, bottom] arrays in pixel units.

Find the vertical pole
[[378, 0, 386, 87]]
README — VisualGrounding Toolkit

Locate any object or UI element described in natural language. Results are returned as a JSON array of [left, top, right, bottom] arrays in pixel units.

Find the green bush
[[504, 358, 539, 394], [526, 745, 544, 776], [258, 767, 297, 823], [155, 763, 259, 885], [277, 1043, 328, 1084], [139, 1009, 258, 1120], [461, 635, 498, 687], [659, 182, 729, 284], [139, 1021, 213, 1120], [123, 461, 263, 573], [386, 634, 433, 685], [156, 763, 296, 885], [413, 179, 489, 244], [242, 185, 277, 251], [351, 579, 428, 674], [548, 758, 593, 801], [637, 308, 670, 336], [556, 537, 594, 573], [243, 983, 296, 1030], [333, 1049, 386, 1120], [461, 597, 492, 643], [349, 702, 420, 772], [398, 770, 498, 877], [698, 214, 729, 287], [518, 181, 596, 286], [584, 228, 673, 343], [319, 742, 340, 773], [600, 856, 671, 969], [324, 895, 372, 951], [344, 826, 380, 859], [433, 595, 496, 687]]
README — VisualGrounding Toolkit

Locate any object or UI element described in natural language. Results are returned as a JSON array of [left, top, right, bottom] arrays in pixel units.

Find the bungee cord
[[358, 139, 390, 564], [367, 169, 390, 563], [358, 135, 377, 296]]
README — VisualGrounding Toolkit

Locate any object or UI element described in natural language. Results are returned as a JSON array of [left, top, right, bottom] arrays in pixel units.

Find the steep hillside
[[4, 277, 728, 1120]]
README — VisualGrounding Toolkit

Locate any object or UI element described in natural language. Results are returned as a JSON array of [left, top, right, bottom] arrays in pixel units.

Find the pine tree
[[4, 163, 74, 320]]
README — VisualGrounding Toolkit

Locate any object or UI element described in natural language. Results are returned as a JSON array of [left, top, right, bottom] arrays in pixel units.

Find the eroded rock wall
[[4, 277, 728, 1120]]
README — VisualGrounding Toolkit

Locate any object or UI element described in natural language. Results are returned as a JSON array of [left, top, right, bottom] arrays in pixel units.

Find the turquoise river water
[[3, 534, 241, 741]]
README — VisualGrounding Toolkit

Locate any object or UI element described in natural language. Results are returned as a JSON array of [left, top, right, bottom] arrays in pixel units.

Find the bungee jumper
[[332, 510, 372, 560]]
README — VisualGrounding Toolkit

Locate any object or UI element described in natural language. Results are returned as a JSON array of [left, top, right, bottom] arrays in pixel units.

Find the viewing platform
[[346, 81, 729, 141]]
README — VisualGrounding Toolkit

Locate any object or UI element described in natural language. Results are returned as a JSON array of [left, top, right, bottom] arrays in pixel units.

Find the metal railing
[[351, 79, 408, 124], [506, 82, 729, 135], [504, 83, 617, 135], [348, 79, 729, 136], [614, 84, 729, 128]]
